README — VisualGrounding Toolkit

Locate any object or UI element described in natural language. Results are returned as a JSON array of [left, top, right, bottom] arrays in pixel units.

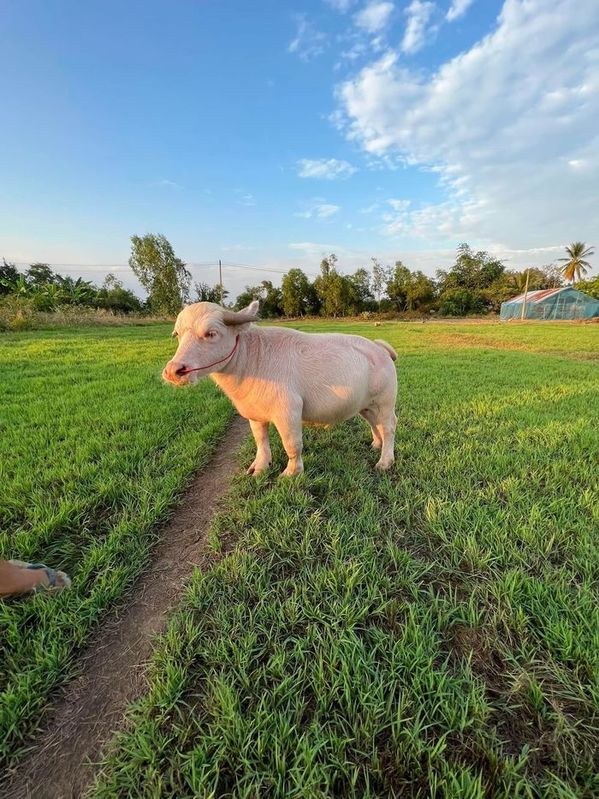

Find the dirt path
[[1, 416, 248, 799]]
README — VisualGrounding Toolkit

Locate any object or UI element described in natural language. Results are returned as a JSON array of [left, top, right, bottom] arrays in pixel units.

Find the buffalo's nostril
[[175, 365, 187, 376]]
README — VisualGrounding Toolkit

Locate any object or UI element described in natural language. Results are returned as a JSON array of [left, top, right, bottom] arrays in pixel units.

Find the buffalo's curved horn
[[221, 300, 260, 325]]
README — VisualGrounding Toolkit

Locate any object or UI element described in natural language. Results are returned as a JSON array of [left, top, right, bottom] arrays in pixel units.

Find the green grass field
[[1, 320, 598, 797], [0, 325, 233, 765], [90, 321, 597, 798]]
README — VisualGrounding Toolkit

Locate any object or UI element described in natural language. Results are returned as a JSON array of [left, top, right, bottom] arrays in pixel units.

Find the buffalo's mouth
[[162, 367, 191, 386]]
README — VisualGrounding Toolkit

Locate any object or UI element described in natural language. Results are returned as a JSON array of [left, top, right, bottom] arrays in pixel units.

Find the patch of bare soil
[[445, 624, 586, 785], [1, 416, 248, 799], [429, 330, 598, 360]]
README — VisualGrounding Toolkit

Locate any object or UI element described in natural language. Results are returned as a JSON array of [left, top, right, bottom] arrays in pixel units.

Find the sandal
[[8, 560, 72, 594]]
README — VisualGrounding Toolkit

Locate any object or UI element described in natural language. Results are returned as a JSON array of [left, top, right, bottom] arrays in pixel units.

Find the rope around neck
[[178, 334, 240, 375]]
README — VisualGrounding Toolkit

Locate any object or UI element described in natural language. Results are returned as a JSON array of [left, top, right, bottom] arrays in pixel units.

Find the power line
[[6, 268, 134, 269], [222, 261, 319, 278], [9, 261, 219, 269], [7, 259, 320, 278], [223, 263, 292, 276]]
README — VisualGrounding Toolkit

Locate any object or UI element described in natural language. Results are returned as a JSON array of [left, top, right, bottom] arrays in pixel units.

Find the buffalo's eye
[[205, 330, 217, 339]]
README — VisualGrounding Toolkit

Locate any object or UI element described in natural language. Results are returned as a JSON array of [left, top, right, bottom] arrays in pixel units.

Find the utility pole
[[520, 267, 530, 321], [218, 259, 223, 305]]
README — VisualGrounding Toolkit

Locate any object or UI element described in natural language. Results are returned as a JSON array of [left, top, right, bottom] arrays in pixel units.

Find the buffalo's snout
[[162, 360, 189, 384]]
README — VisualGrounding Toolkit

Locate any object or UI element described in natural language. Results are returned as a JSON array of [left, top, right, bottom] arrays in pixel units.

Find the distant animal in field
[[163, 302, 398, 476]]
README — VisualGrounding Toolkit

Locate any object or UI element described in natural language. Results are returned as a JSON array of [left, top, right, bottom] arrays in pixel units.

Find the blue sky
[[1, 0, 597, 295]]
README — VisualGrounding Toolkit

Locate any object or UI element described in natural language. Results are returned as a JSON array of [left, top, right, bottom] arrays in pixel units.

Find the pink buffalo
[[163, 302, 398, 477]]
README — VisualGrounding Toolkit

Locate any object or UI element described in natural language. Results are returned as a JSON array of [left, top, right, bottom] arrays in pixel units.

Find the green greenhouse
[[500, 287, 599, 321]]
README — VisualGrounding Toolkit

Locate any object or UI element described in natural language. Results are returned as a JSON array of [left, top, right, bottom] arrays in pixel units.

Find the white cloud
[[295, 200, 341, 219], [387, 198, 411, 211], [234, 191, 256, 206], [337, 0, 599, 248], [152, 179, 183, 189], [360, 202, 380, 213], [315, 204, 340, 218], [297, 158, 357, 179], [288, 16, 327, 61], [325, 0, 357, 12], [338, 40, 369, 63], [354, 2, 394, 34], [381, 198, 475, 238], [401, 1, 436, 54], [335, 4, 391, 68], [288, 241, 357, 258], [446, 0, 475, 22], [221, 244, 256, 252]]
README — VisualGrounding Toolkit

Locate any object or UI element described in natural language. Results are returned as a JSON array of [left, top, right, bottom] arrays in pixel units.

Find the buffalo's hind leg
[[374, 408, 397, 471], [360, 409, 382, 450]]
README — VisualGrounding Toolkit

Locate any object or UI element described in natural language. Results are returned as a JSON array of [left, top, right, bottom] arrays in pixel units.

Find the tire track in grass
[[1, 416, 248, 799]]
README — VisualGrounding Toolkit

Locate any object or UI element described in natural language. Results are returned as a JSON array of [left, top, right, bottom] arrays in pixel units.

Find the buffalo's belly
[[228, 367, 372, 426], [301, 386, 367, 425]]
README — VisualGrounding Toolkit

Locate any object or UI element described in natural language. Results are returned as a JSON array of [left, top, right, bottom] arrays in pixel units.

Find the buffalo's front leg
[[247, 419, 272, 475]]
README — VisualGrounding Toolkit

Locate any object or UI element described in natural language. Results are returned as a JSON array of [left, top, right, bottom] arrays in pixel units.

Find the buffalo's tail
[[374, 339, 397, 361]]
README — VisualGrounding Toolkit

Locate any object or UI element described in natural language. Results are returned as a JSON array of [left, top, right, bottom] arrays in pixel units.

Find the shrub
[[0, 296, 37, 330], [0, 297, 168, 331]]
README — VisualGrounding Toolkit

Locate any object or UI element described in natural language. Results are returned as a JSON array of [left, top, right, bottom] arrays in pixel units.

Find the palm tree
[[558, 242, 594, 284], [509, 271, 529, 293]]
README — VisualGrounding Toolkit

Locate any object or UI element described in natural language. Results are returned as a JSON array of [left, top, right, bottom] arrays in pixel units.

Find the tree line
[[2, 234, 596, 319], [0, 261, 143, 313], [233, 242, 596, 318]]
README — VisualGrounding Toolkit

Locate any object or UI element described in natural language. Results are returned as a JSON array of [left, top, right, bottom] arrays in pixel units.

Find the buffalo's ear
[[245, 300, 260, 317], [221, 300, 260, 325]]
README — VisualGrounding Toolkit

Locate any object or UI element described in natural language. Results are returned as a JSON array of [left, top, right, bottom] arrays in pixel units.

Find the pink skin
[[163, 301, 398, 477], [0, 561, 47, 597]]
